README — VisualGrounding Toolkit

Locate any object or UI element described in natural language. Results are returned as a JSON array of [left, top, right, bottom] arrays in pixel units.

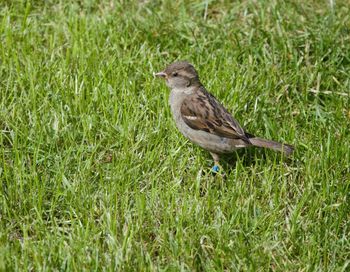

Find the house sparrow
[[155, 61, 294, 171]]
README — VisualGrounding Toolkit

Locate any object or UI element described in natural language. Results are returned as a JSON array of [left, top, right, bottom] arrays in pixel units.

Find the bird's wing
[[180, 87, 250, 142]]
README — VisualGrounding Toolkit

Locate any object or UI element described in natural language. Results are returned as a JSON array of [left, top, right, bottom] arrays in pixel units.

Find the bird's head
[[155, 61, 200, 89]]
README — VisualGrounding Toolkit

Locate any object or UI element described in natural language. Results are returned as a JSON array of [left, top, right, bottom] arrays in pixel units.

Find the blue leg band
[[211, 165, 220, 173]]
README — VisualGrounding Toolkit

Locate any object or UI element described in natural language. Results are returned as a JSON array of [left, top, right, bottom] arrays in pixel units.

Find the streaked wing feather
[[180, 88, 249, 142]]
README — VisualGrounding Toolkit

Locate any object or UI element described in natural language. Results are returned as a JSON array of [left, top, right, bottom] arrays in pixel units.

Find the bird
[[155, 61, 294, 172]]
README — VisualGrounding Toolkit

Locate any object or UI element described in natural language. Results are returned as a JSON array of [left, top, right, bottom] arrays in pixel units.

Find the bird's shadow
[[205, 147, 294, 176], [196, 147, 296, 196], [205, 147, 258, 169]]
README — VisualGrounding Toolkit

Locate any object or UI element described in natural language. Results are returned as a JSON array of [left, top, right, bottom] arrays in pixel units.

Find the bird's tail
[[249, 137, 294, 156]]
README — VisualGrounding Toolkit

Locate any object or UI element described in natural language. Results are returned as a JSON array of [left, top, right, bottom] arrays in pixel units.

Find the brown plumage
[[181, 86, 249, 142], [155, 61, 294, 170]]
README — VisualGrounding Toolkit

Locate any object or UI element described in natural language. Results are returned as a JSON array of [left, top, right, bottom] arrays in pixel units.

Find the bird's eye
[[172, 72, 178, 77]]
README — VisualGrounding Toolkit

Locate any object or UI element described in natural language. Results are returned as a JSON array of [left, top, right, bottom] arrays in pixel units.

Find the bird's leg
[[210, 152, 221, 173]]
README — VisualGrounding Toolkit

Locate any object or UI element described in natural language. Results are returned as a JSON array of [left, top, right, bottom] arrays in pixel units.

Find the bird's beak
[[154, 71, 167, 78]]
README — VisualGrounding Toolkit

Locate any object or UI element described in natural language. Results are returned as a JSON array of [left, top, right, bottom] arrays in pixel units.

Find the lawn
[[1, 0, 349, 270]]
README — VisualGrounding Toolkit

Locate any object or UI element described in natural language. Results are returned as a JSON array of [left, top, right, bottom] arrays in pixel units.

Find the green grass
[[1, 0, 350, 270]]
